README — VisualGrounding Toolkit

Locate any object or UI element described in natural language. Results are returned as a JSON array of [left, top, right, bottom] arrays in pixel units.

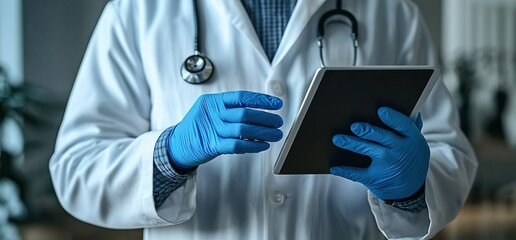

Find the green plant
[[0, 65, 25, 183], [0, 64, 59, 239], [0, 65, 26, 240]]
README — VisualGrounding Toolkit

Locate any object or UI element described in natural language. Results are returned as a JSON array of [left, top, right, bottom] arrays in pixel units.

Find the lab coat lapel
[[272, 0, 328, 68], [211, 0, 270, 66]]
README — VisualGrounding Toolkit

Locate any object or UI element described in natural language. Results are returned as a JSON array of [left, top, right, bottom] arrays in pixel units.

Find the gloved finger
[[350, 122, 402, 148], [415, 113, 423, 131], [218, 123, 283, 142], [222, 91, 283, 110], [220, 108, 284, 128], [377, 107, 416, 136], [333, 134, 385, 159], [330, 166, 367, 182], [216, 139, 270, 154]]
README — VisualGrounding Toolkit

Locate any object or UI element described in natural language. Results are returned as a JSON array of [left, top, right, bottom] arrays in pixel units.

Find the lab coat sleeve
[[49, 2, 196, 229], [367, 1, 478, 239]]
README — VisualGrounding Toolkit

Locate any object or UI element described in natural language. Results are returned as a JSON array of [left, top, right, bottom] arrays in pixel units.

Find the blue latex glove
[[330, 107, 429, 200], [167, 91, 284, 169]]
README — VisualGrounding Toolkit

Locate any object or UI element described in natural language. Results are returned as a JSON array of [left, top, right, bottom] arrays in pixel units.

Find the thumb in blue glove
[[330, 107, 430, 201], [167, 91, 284, 169]]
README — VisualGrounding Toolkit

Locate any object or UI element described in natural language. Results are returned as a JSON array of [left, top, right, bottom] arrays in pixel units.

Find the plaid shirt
[[153, 127, 195, 207], [153, 0, 426, 213], [241, 0, 298, 61]]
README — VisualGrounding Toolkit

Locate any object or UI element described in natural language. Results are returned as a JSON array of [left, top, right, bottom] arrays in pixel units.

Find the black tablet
[[273, 66, 440, 174]]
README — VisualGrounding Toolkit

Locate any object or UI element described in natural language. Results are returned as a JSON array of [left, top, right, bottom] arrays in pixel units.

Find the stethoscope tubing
[[182, 0, 359, 84]]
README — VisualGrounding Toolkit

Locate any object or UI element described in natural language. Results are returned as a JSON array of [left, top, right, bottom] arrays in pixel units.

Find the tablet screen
[[275, 67, 436, 174]]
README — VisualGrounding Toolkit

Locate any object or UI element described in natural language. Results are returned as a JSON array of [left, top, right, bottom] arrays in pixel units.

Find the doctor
[[50, 0, 477, 239]]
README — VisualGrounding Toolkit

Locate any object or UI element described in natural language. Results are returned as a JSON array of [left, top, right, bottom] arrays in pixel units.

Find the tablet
[[273, 66, 440, 175]]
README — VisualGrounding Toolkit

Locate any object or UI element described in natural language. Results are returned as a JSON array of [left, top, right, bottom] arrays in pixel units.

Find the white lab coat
[[49, 0, 478, 239]]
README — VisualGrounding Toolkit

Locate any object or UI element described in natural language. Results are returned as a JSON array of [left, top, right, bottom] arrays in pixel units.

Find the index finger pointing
[[222, 91, 283, 110]]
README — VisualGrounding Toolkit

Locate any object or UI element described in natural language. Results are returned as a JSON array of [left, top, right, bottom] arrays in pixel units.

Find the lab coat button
[[272, 191, 286, 204], [268, 80, 285, 96]]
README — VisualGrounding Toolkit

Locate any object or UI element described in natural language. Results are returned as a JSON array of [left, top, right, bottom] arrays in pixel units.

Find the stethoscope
[[181, 0, 359, 84]]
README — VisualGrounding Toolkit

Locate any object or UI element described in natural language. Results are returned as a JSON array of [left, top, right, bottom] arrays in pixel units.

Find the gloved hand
[[167, 91, 284, 169], [330, 107, 429, 200]]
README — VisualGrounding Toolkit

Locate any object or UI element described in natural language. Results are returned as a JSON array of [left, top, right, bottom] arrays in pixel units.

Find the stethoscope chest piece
[[181, 52, 214, 84]]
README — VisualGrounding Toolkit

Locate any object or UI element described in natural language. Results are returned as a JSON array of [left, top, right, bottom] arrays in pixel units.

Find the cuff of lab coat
[[155, 174, 197, 224], [368, 190, 431, 239], [141, 130, 197, 226]]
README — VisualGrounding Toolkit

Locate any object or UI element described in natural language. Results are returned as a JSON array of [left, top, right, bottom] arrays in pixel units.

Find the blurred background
[[0, 0, 515, 239]]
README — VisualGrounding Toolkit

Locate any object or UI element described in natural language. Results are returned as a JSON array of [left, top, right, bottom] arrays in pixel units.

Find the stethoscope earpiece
[[181, 52, 214, 84]]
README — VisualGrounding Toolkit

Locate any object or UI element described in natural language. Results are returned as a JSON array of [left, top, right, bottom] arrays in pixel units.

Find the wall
[[0, 0, 23, 83], [412, 0, 442, 62], [442, 0, 516, 144]]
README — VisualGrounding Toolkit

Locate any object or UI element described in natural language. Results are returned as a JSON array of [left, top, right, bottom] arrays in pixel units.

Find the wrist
[[166, 127, 198, 174], [383, 184, 426, 213], [167, 153, 198, 174], [383, 183, 425, 202]]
